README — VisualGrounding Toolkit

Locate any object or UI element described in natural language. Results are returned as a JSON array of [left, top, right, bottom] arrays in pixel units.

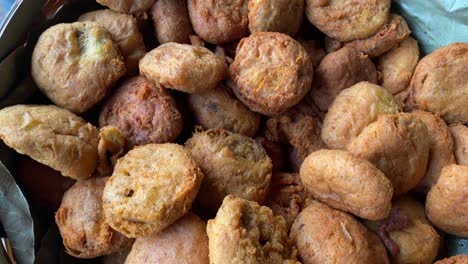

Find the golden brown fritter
[[96, 0, 154, 14], [125, 213, 209, 264], [31, 22, 126, 113], [434, 255, 468, 264], [248, 0, 304, 36], [290, 200, 390, 264], [448, 124, 468, 166], [310, 47, 378, 112], [0, 105, 99, 180], [151, 0, 193, 44], [55, 177, 132, 258], [407, 43, 468, 124], [99, 76, 182, 148], [185, 129, 272, 212], [103, 143, 204, 238], [187, 0, 249, 44], [426, 164, 468, 237], [300, 149, 393, 220], [207, 195, 298, 264], [230, 32, 313, 115], [96, 126, 126, 177], [140, 43, 228, 93]]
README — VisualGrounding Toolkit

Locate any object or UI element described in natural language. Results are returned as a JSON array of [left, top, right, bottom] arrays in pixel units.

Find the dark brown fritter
[[151, 0, 193, 44]]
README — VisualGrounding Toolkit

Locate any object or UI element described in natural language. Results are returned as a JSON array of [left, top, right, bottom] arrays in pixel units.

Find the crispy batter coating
[[102, 246, 132, 264], [31, 22, 126, 113], [248, 0, 304, 36], [140, 43, 228, 93], [185, 129, 272, 212], [365, 196, 440, 264], [187, 0, 249, 44], [426, 164, 468, 237], [300, 149, 393, 220], [407, 43, 468, 124], [187, 84, 260, 137], [304, 0, 391, 42], [96, 0, 154, 14], [103, 143, 204, 238], [411, 110, 456, 193], [321, 82, 401, 150], [55, 177, 132, 258], [290, 200, 390, 264], [310, 47, 378, 112], [99, 76, 182, 148], [78, 9, 146, 74], [125, 213, 209, 264], [448, 124, 468, 166], [151, 0, 193, 44], [347, 113, 430, 196], [230, 32, 313, 115], [96, 126, 126, 177], [0, 105, 98, 180], [434, 255, 468, 264], [207, 195, 298, 264]]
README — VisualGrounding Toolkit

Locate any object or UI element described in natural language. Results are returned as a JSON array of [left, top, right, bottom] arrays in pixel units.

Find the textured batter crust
[[248, 0, 304, 36], [434, 255, 468, 264], [448, 124, 468, 166], [96, 0, 154, 14], [151, 0, 193, 44]]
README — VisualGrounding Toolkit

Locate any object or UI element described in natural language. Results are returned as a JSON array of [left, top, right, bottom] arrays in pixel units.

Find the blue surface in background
[[0, 0, 15, 28]]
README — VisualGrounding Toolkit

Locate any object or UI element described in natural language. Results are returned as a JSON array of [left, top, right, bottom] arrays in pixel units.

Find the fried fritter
[[96, 0, 154, 14], [248, 0, 304, 36], [448, 124, 468, 166], [151, 0, 193, 44]]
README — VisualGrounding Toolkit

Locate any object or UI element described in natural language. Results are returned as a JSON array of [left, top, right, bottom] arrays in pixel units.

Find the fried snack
[[31, 22, 126, 113], [102, 246, 132, 264], [187, 0, 249, 44], [310, 47, 378, 112], [125, 213, 209, 264], [304, 0, 391, 42], [0, 105, 98, 179], [411, 110, 456, 192], [55, 177, 132, 258], [448, 124, 468, 166], [96, 126, 126, 176], [151, 0, 193, 44], [300, 149, 393, 220], [290, 200, 390, 264], [78, 9, 146, 74], [426, 164, 468, 237], [321, 82, 401, 150], [207, 195, 297, 264], [187, 84, 260, 137], [434, 255, 468, 264], [248, 0, 304, 36], [407, 43, 468, 124], [185, 129, 272, 211], [96, 0, 154, 14], [297, 38, 326, 68], [377, 37, 419, 96], [99, 76, 182, 148], [342, 14, 411, 58], [365, 196, 440, 264], [230, 32, 313, 115], [347, 113, 430, 196], [103, 143, 204, 238], [264, 172, 311, 229], [140, 43, 228, 93]]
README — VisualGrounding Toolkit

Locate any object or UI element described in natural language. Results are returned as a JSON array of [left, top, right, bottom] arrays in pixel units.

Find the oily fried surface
[[96, 0, 154, 14], [151, 0, 193, 44], [448, 124, 468, 166], [248, 0, 303, 36]]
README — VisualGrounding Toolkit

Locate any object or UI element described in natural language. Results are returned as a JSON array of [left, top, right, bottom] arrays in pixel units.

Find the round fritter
[[31, 22, 126, 113], [434, 255, 468, 264], [103, 143, 204, 238], [125, 213, 209, 264], [290, 200, 390, 264], [230, 32, 313, 116], [426, 164, 468, 237], [187, 0, 249, 44], [55, 177, 132, 258], [207, 195, 297, 264], [407, 43, 468, 124], [248, 0, 304, 36], [96, 0, 154, 14], [310, 47, 378, 112], [342, 14, 411, 58], [185, 129, 272, 212], [321, 82, 401, 150], [377, 36, 419, 95], [448, 124, 468, 166], [0, 105, 98, 180], [365, 196, 440, 264], [300, 149, 393, 220], [151, 0, 193, 44], [187, 84, 260, 137], [139, 43, 228, 93], [99, 76, 182, 148], [347, 113, 430, 196], [304, 0, 391, 42], [411, 110, 456, 193]]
